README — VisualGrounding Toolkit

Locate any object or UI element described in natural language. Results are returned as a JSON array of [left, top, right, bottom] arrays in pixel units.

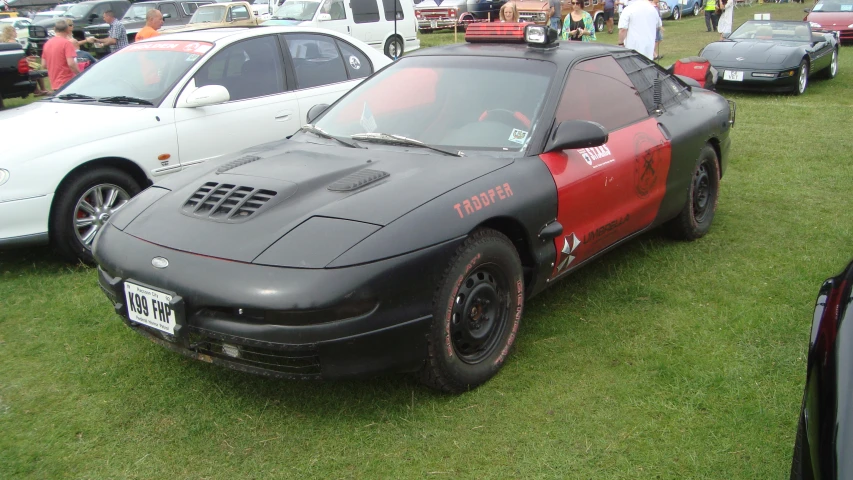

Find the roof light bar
[[464, 23, 560, 47]]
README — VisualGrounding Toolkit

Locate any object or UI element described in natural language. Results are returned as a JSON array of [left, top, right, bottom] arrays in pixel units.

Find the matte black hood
[[703, 40, 803, 67], [124, 141, 513, 262]]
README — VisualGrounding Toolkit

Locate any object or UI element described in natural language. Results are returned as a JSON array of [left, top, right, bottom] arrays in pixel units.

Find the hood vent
[[328, 169, 389, 192], [216, 155, 261, 174], [182, 182, 277, 223]]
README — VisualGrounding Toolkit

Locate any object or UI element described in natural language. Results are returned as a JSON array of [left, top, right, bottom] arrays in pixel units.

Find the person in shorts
[[604, 0, 616, 34]]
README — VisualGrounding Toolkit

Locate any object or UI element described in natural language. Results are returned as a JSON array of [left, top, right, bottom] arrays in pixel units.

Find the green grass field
[[2, 3, 852, 478]]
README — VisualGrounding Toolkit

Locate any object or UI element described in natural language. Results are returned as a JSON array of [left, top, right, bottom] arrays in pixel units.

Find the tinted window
[[337, 39, 371, 79], [287, 33, 349, 88], [615, 53, 689, 113], [231, 5, 250, 19], [382, 0, 404, 20], [351, 0, 380, 23], [556, 56, 647, 131], [193, 36, 286, 101], [159, 4, 179, 18], [322, 0, 346, 20]]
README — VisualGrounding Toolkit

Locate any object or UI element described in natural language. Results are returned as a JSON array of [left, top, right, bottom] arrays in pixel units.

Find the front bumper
[[712, 66, 799, 93], [417, 18, 463, 30], [0, 194, 53, 248], [95, 223, 464, 380]]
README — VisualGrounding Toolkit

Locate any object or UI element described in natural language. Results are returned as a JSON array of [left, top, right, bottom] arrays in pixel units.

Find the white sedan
[[0, 26, 390, 263]]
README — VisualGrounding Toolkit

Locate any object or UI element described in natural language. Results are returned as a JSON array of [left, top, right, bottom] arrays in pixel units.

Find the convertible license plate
[[124, 281, 176, 335], [723, 70, 744, 82], [430, 19, 438, 28]]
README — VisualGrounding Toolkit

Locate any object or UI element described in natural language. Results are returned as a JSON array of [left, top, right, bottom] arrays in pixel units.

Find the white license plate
[[124, 281, 176, 335], [430, 19, 438, 28], [723, 70, 744, 82]]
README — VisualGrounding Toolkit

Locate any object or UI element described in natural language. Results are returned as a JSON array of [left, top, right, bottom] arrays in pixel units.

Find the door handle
[[274, 110, 292, 121]]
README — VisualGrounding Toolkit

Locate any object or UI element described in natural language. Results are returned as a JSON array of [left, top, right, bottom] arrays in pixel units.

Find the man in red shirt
[[42, 19, 79, 90]]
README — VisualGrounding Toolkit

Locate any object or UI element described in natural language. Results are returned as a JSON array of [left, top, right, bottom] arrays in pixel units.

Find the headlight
[[810, 21, 822, 28], [47, 29, 55, 36], [0, 169, 8, 187]]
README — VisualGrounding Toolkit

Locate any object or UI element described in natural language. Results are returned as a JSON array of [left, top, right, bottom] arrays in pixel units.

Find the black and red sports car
[[95, 24, 735, 393]]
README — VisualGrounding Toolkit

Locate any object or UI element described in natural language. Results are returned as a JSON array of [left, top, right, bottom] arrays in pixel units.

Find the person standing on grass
[[562, 0, 596, 41], [93, 10, 128, 54], [42, 19, 79, 91], [549, 0, 563, 34], [717, 0, 734, 40], [652, 0, 664, 60], [618, 0, 661, 60], [704, 0, 719, 32], [604, 0, 616, 33], [135, 9, 164, 41]]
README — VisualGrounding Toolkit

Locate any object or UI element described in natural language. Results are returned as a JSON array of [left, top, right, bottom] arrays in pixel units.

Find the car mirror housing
[[317, 13, 332, 21], [163, 13, 172, 19], [545, 120, 608, 153], [306, 103, 330, 123], [184, 85, 230, 108]]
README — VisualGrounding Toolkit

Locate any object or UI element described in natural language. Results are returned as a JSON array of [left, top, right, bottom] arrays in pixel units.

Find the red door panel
[[540, 117, 671, 279]]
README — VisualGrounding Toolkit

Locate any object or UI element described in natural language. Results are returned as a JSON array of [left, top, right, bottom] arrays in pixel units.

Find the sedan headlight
[[0, 169, 8, 187], [810, 21, 822, 28], [660, 3, 670, 11]]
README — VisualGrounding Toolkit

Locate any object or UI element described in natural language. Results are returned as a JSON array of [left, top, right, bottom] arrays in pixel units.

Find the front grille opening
[[188, 332, 321, 376]]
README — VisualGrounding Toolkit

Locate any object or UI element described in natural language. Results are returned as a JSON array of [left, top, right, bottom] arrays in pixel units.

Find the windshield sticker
[[360, 103, 377, 133], [121, 41, 214, 54], [508, 129, 528, 145], [349, 55, 361, 70]]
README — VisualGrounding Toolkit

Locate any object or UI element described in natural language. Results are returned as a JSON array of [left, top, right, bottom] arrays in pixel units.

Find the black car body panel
[[94, 37, 734, 384], [791, 259, 853, 480], [700, 20, 838, 92], [0, 43, 35, 106]]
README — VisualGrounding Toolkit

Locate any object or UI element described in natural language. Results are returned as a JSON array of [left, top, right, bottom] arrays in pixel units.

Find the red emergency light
[[464, 23, 560, 47], [464, 23, 526, 43]]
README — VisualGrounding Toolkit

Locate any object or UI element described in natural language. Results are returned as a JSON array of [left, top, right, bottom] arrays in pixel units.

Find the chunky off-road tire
[[665, 144, 720, 241], [419, 229, 524, 393], [384, 35, 403, 59], [50, 167, 141, 264], [795, 59, 809, 95]]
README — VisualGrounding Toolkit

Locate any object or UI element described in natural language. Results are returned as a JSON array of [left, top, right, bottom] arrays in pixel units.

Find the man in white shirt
[[617, 0, 661, 60]]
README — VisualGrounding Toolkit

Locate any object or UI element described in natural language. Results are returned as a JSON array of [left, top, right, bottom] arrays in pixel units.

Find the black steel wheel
[[665, 144, 720, 241], [420, 229, 524, 393], [50, 167, 142, 264]]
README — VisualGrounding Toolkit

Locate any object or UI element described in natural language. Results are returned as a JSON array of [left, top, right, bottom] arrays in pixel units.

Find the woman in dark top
[[561, 0, 596, 42]]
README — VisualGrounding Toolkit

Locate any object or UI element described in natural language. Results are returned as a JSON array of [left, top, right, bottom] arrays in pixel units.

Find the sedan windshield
[[813, 0, 853, 12], [312, 56, 555, 152], [57, 41, 214, 105], [272, 1, 320, 20], [730, 21, 813, 42], [190, 6, 226, 23], [123, 4, 156, 21]]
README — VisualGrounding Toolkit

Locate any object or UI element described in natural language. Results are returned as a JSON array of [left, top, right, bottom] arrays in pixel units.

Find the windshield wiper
[[55, 92, 95, 101], [350, 133, 464, 157], [300, 124, 363, 149], [98, 96, 153, 105]]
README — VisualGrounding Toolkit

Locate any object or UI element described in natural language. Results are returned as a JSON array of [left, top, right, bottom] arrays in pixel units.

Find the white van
[[264, 0, 419, 58]]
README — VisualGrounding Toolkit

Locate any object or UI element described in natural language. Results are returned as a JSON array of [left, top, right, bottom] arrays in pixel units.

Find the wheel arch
[[475, 216, 537, 294], [48, 157, 152, 229], [706, 137, 723, 179]]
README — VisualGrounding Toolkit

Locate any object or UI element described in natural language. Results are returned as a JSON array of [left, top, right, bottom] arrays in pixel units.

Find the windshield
[[190, 6, 226, 23], [813, 0, 853, 12], [63, 4, 92, 17], [33, 13, 57, 22], [123, 4, 156, 21], [272, 1, 320, 20], [57, 41, 214, 104], [312, 56, 555, 152], [730, 21, 813, 41]]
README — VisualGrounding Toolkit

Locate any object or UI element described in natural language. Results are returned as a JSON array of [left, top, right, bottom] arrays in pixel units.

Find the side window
[[286, 33, 349, 89], [555, 56, 647, 131], [92, 5, 110, 21], [193, 35, 286, 101], [231, 5, 250, 20], [381, 0, 404, 20], [184, 2, 201, 14], [351, 0, 380, 23], [337, 39, 372, 79], [159, 4, 179, 19], [322, 0, 346, 20], [615, 53, 690, 112], [111, 2, 129, 17]]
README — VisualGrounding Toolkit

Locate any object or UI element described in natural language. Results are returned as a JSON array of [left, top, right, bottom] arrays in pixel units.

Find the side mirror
[[184, 85, 230, 107], [162, 12, 172, 18], [89, 13, 98, 20], [317, 13, 332, 21], [545, 120, 608, 153], [306, 103, 329, 123]]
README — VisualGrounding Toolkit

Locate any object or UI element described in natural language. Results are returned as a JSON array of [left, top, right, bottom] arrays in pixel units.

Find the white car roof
[[147, 25, 377, 44]]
